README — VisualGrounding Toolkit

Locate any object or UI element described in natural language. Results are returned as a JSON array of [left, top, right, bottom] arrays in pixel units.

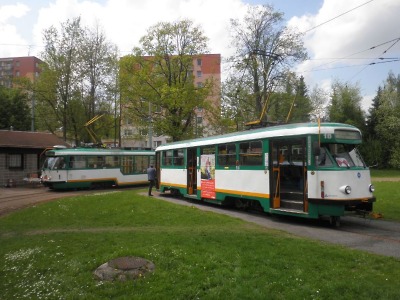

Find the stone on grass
[[94, 256, 155, 282]]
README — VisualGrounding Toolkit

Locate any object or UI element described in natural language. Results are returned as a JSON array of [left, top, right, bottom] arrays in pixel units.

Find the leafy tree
[[268, 74, 312, 123], [309, 85, 329, 122], [120, 19, 216, 142], [0, 86, 31, 130], [219, 78, 254, 133], [36, 17, 118, 145], [36, 17, 84, 142], [79, 23, 119, 143], [227, 5, 308, 124], [374, 72, 400, 168], [328, 80, 365, 130]]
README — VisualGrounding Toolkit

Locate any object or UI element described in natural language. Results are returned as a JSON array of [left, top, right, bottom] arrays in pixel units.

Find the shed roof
[[0, 130, 69, 149]]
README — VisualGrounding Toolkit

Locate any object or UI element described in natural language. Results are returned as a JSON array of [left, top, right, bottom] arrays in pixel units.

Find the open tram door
[[187, 148, 197, 195], [155, 151, 161, 189], [270, 138, 308, 212]]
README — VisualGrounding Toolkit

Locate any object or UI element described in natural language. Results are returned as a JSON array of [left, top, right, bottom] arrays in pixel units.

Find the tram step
[[184, 194, 199, 200], [280, 191, 303, 201], [280, 199, 303, 210]]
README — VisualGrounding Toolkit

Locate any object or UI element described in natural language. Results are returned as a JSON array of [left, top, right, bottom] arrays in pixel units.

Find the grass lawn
[[371, 170, 400, 221], [370, 169, 400, 177], [0, 190, 399, 299]]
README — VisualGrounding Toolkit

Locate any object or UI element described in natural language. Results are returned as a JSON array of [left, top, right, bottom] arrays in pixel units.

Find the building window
[[197, 58, 202, 66], [154, 141, 162, 148], [124, 129, 133, 136], [196, 71, 202, 78], [16, 61, 20, 67], [197, 82, 203, 88], [7, 154, 24, 169], [196, 116, 203, 124]]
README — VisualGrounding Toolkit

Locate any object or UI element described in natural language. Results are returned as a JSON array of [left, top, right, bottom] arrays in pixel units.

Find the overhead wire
[[303, 0, 376, 33]]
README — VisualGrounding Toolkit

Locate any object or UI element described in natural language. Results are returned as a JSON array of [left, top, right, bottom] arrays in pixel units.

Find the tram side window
[[162, 150, 184, 166], [134, 155, 148, 173], [239, 141, 262, 166], [173, 149, 184, 166], [218, 143, 236, 166], [105, 156, 119, 168], [121, 156, 134, 174], [87, 156, 105, 168], [201, 146, 215, 155], [163, 150, 173, 166], [69, 156, 86, 169]]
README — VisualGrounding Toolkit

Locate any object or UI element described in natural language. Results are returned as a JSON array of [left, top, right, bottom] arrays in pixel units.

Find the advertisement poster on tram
[[200, 154, 215, 199]]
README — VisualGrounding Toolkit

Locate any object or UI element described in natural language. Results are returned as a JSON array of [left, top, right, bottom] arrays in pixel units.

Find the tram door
[[187, 148, 197, 195], [270, 138, 307, 212], [155, 151, 161, 189]]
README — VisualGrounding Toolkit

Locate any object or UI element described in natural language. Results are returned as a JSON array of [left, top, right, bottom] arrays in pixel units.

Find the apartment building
[[121, 53, 221, 149], [0, 56, 43, 88]]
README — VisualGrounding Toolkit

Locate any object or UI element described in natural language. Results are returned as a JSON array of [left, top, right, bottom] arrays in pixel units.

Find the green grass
[[370, 170, 400, 221], [370, 169, 400, 177], [373, 182, 400, 220], [0, 190, 399, 299]]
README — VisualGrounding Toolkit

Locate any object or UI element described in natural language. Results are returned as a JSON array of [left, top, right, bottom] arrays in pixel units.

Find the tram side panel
[[200, 169, 270, 208], [159, 167, 188, 194]]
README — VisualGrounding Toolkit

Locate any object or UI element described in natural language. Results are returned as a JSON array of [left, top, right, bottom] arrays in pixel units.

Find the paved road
[[1, 186, 399, 259]]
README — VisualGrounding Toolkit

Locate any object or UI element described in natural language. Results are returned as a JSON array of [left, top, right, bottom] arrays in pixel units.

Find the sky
[[1, 0, 399, 112]]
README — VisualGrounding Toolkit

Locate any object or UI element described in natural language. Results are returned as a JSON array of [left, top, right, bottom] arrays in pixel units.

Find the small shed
[[0, 130, 69, 187]]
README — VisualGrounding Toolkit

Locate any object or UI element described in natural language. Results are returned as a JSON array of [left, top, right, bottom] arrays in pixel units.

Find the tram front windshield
[[316, 143, 366, 168], [42, 157, 65, 170]]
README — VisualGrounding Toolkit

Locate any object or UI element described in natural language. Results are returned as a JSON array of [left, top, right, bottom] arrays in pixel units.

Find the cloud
[[0, 3, 30, 56], [28, 0, 248, 57], [289, 0, 400, 110]]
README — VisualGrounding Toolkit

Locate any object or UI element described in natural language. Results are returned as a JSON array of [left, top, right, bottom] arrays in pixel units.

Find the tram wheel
[[329, 216, 341, 227]]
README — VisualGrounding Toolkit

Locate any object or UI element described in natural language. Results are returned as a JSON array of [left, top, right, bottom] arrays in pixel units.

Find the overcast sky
[[1, 0, 399, 112]]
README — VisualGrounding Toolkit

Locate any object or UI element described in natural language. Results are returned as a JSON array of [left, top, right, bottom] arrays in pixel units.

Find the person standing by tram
[[147, 165, 157, 196]]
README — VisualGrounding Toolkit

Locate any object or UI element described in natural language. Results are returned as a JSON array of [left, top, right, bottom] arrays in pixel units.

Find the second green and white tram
[[155, 122, 376, 225], [41, 147, 155, 190]]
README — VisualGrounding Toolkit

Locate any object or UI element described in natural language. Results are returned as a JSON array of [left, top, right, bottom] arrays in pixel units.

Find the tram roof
[[156, 122, 360, 151], [45, 147, 155, 156]]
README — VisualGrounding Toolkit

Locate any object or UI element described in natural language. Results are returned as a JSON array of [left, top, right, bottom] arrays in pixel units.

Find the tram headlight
[[339, 185, 352, 195], [369, 184, 375, 193]]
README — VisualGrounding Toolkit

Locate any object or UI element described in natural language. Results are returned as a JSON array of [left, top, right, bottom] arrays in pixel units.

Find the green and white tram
[[156, 122, 376, 224], [41, 147, 155, 190]]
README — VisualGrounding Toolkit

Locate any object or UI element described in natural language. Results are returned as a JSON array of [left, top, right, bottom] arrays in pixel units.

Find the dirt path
[[0, 186, 94, 217]]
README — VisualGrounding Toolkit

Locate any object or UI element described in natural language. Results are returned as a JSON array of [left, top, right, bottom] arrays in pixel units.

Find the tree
[[120, 19, 216, 142], [268, 74, 312, 123], [0, 86, 31, 130], [79, 23, 119, 143], [374, 72, 400, 168], [36, 17, 119, 145], [309, 85, 329, 122], [227, 5, 308, 124], [328, 80, 365, 131]]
